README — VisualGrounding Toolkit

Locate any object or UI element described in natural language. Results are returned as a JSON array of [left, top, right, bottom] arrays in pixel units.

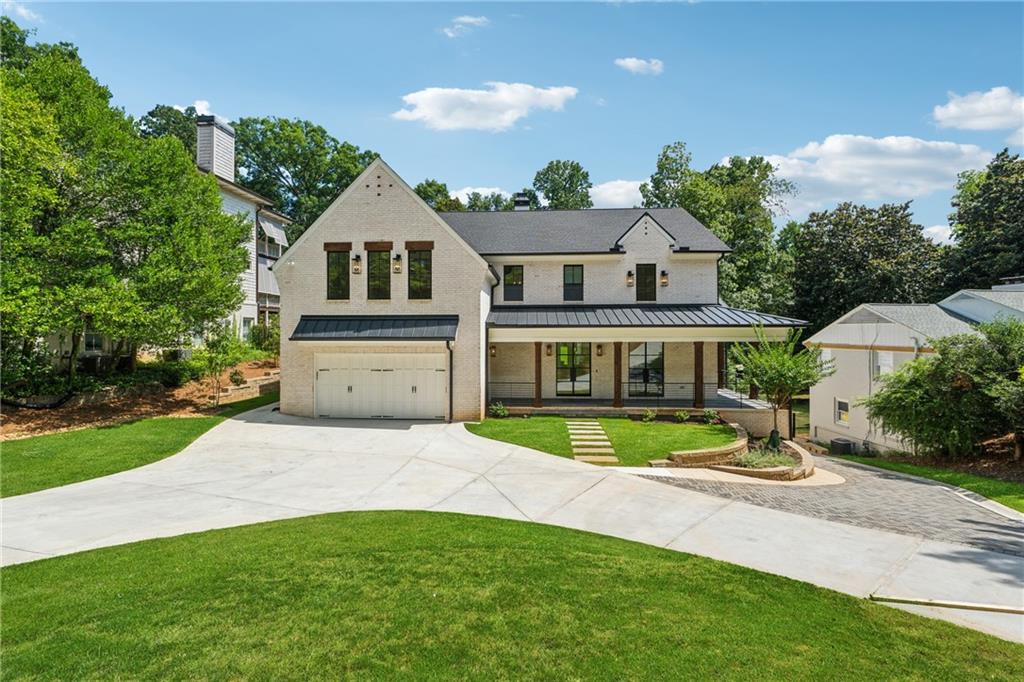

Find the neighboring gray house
[[805, 278, 1024, 452], [274, 158, 805, 429]]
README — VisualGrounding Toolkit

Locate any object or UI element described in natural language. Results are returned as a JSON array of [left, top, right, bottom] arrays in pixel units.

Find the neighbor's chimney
[[196, 115, 235, 182], [513, 192, 531, 211]]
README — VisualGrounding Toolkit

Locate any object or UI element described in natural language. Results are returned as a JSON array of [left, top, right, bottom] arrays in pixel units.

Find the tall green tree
[[533, 160, 593, 209], [640, 142, 795, 313], [413, 178, 465, 211], [792, 202, 943, 332], [138, 104, 197, 158], [944, 150, 1024, 292], [233, 117, 377, 239], [465, 191, 509, 212]]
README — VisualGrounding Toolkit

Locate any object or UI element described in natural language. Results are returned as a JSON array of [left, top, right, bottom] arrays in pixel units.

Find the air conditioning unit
[[830, 438, 855, 455]]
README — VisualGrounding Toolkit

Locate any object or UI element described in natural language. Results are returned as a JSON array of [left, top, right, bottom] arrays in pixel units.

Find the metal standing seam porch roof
[[290, 315, 459, 341], [486, 304, 806, 328]]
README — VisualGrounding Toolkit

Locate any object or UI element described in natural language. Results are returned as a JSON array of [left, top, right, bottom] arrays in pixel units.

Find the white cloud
[[763, 134, 993, 216], [442, 15, 490, 38], [2, 1, 41, 22], [174, 99, 214, 116], [451, 186, 509, 203], [392, 82, 578, 132], [933, 86, 1024, 145], [614, 57, 664, 76], [591, 179, 644, 208], [923, 224, 953, 245]]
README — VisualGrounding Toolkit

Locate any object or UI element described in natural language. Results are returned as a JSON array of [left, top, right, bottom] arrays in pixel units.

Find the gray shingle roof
[[290, 315, 459, 341], [438, 208, 731, 255], [960, 289, 1024, 313], [487, 304, 805, 328], [866, 304, 977, 338]]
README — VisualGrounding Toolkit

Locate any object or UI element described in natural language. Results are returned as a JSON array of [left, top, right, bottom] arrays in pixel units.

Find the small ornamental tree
[[198, 323, 247, 406], [729, 326, 834, 448]]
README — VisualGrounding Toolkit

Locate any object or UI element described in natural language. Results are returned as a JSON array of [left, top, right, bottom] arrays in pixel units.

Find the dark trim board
[[290, 314, 459, 341]]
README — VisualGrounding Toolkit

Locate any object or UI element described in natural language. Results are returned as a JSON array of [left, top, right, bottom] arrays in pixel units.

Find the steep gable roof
[[438, 207, 730, 255]]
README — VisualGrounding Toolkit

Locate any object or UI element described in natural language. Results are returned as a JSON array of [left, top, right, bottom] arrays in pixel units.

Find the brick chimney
[[196, 115, 235, 182], [513, 192, 531, 211]]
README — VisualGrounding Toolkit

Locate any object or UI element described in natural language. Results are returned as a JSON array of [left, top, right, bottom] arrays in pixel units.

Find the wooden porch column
[[613, 341, 623, 408], [717, 342, 726, 388], [533, 341, 543, 407], [694, 341, 704, 409]]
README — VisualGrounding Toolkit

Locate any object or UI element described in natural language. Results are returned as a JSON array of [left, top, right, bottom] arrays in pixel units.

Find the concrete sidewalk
[[2, 405, 1021, 642]]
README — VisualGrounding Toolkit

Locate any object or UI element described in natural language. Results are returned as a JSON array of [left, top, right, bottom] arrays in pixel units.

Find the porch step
[[570, 434, 609, 440], [572, 447, 616, 455], [574, 455, 620, 464], [571, 441, 612, 449]]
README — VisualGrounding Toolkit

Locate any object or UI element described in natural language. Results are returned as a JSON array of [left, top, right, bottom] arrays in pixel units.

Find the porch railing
[[488, 381, 536, 404], [485, 381, 770, 409]]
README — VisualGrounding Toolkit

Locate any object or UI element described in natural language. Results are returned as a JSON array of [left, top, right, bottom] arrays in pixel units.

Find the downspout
[[446, 340, 454, 423], [254, 206, 262, 328], [485, 274, 499, 408]]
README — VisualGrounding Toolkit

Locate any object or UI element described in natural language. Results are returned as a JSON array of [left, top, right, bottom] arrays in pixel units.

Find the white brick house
[[275, 159, 805, 428]]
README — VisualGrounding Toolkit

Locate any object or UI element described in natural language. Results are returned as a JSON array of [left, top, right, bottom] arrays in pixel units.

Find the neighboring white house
[[273, 158, 806, 429], [805, 278, 1024, 452]]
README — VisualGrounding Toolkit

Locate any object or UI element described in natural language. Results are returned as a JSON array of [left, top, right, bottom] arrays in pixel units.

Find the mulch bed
[[0, 360, 278, 441], [881, 435, 1024, 484]]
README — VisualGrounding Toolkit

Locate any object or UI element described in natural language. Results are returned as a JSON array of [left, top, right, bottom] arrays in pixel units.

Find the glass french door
[[556, 343, 591, 396], [628, 342, 664, 396]]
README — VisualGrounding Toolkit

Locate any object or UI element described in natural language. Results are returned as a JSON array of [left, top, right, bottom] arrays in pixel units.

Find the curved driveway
[[3, 404, 1021, 642]]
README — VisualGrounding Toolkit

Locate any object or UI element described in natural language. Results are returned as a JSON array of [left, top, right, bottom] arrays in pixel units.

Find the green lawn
[[467, 416, 737, 466], [2, 512, 1019, 680], [0, 393, 279, 498], [838, 455, 1024, 513]]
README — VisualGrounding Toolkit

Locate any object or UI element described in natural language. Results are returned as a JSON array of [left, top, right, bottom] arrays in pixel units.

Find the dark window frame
[[326, 250, 350, 300], [563, 264, 584, 302], [503, 265, 524, 301], [367, 250, 391, 300], [408, 249, 432, 300], [555, 342, 592, 396], [627, 341, 665, 397], [636, 263, 657, 302]]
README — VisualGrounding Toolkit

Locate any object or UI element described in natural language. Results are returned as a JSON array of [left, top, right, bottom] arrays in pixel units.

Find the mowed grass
[[467, 415, 736, 466], [2, 512, 1021, 680], [839, 455, 1024, 513], [0, 393, 279, 498]]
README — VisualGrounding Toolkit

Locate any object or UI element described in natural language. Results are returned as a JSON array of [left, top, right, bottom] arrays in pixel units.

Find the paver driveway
[[3, 404, 1022, 642]]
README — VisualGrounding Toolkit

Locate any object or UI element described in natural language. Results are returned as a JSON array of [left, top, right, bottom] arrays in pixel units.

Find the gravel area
[[647, 457, 1024, 557]]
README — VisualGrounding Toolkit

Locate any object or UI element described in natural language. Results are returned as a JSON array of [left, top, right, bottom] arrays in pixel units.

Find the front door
[[628, 342, 664, 397], [556, 343, 591, 396]]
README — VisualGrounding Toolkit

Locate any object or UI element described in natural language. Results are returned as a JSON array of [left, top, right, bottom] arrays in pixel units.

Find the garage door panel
[[315, 353, 446, 420]]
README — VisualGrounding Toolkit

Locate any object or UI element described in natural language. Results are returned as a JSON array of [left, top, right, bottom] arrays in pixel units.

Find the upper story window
[[563, 264, 583, 301], [872, 350, 893, 379], [636, 263, 657, 302], [326, 250, 350, 300], [504, 265, 523, 301], [260, 241, 282, 258], [408, 250, 432, 300], [367, 250, 391, 300]]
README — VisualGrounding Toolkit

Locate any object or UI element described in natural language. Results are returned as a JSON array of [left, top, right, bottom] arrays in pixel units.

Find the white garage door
[[315, 353, 447, 420]]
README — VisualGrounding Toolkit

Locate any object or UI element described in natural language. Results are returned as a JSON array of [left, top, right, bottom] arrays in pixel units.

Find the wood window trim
[[323, 242, 352, 252], [364, 241, 393, 252], [405, 240, 434, 251]]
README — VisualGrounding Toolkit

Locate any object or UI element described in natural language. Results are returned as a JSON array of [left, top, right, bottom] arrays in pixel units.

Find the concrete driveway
[[3, 404, 1022, 642]]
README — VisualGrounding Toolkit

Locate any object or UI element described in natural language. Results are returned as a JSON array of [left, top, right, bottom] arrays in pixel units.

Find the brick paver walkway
[[647, 457, 1024, 557]]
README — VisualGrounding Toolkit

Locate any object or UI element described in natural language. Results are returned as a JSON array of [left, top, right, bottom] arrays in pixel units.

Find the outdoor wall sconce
[[392, 253, 402, 273], [596, 344, 604, 357], [352, 254, 362, 274], [489, 344, 497, 357], [660, 270, 669, 287], [545, 343, 553, 356], [626, 270, 635, 287]]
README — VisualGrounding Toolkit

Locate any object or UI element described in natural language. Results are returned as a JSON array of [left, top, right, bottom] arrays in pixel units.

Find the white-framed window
[[820, 347, 832, 362], [835, 398, 850, 426], [872, 350, 893, 379], [84, 332, 104, 353], [242, 317, 255, 339]]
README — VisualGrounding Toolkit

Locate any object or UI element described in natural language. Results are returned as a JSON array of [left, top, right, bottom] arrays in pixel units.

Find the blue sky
[[6, 1, 1023, 239]]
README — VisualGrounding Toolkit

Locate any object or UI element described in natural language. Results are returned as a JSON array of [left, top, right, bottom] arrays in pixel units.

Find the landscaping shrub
[[674, 410, 690, 423], [249, 318, 280, 354], [702, 408, 722, 425], [735, 447, 796, 469], [488, 402, 510, 418], [134, 360, 203, 388], [641, 408, 657, 423], [229, 369, 247, 387]]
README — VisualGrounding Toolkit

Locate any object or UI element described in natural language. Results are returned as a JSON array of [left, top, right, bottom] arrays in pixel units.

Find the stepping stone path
[[566, 419, 620, 464]]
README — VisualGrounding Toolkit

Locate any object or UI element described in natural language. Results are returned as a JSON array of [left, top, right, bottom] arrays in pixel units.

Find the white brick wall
[[275, 160, 492, 421]]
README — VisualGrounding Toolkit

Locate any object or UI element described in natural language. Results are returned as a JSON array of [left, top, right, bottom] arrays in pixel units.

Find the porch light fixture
[[392, 253, 402, 273], [352, 254, 362, 274], [545, 343, 553, 357], [489, 344, 497, 357], [626, 270, 635, 287], [660, 270, 669, 287], [596, 344, 603, 357]]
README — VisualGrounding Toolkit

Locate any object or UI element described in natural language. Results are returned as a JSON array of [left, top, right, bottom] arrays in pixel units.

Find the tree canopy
[[533, 160, 593, 209], [138, 104, 198, 158], [413, 179, 465, 211], [233, 116, 377, 239]]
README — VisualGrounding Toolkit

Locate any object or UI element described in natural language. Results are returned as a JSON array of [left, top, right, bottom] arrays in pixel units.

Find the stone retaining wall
[[666, 423, 748, 467], [709, 440, 816, 481]]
